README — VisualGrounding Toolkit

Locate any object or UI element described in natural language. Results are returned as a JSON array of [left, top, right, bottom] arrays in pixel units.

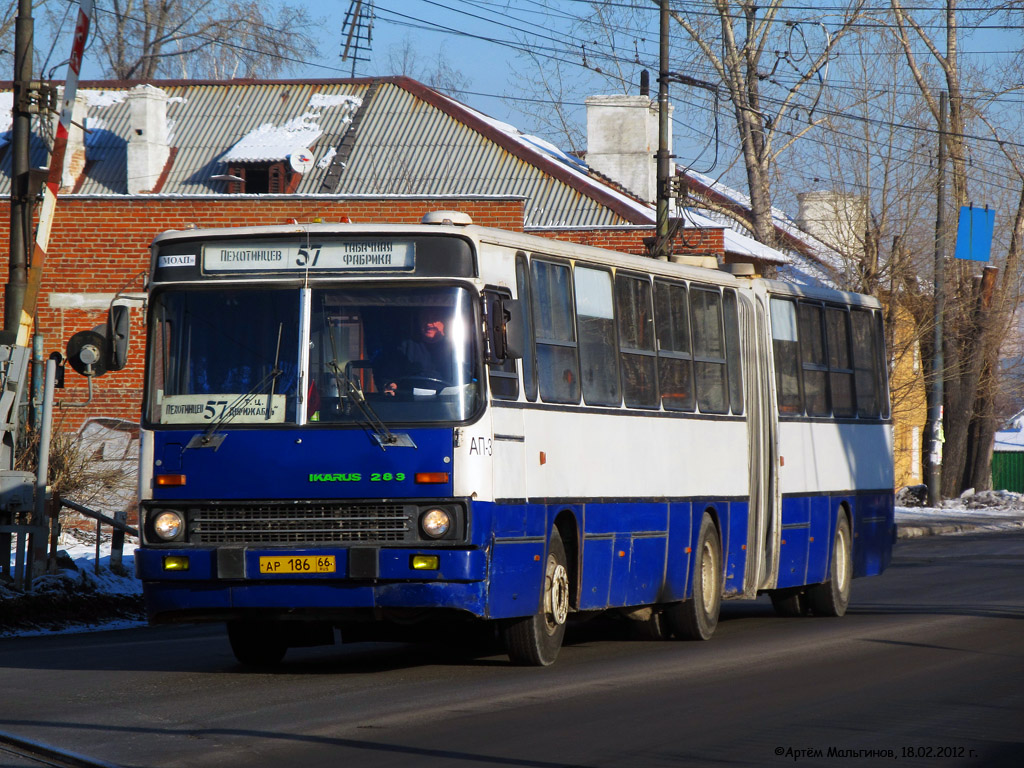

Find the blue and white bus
[[131, 211, 894, 666]]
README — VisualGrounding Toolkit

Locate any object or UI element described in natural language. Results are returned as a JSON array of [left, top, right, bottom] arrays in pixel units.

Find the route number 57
[[203, 400, 228, 420], [296, 245, 322, 267]]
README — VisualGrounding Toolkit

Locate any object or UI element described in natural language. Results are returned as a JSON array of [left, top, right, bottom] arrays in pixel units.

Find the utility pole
[[654, 0, 671, 261], [927, 91, 947, 507], [4, 0, 34, 342]]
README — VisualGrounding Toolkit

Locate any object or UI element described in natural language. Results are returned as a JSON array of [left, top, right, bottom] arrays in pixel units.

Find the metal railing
[[58, 498, 139, 576]]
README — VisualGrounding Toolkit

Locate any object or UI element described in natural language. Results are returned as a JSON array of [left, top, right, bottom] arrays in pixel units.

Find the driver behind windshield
[[376, 306, 462, 396]]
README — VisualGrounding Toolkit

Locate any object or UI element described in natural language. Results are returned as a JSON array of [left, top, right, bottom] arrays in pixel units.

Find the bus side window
[[798, 302, 830, 417], [770, 297, 802, 414], [851, 308, 880, 418], [531, 259, 580, 404], [484, 288, 519, 401], [574, 266, 620, 406], [654, 279, 695, 412], [515, 253, 538, 402], [615, 274, 658, 408], [690, 287, 729, 414], [826, 307, 856, 417], [723, 288, 744, 415]]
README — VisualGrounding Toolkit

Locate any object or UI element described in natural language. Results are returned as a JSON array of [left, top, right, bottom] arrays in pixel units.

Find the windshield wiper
[[327, 360, 415, 450], [187, 324, 284, 450]]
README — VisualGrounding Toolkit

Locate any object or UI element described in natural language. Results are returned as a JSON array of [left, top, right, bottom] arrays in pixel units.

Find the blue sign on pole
[[954, 205, 995, 262]]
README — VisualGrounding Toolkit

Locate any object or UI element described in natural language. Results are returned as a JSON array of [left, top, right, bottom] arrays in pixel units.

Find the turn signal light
[[155, 474, 187, 487], [411, 555, 440, 570], [163, 556, 190, 571], [415, 472, 450, 484]]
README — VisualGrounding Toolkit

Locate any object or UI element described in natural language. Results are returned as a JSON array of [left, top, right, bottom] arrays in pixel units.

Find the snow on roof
[[995, 430, 1024, 452], [223, 95, 362, 163], [684, 168, 846, 283], [84, 90, 127, 108], [676, 207, 789, 265], [444, 95, 657, 222], [309, 94, 362, 110], [994, 409, 1024, 452], [0, 92, 12, 141]]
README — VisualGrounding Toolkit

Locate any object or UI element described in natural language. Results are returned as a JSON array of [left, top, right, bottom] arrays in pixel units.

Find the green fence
[[992, 451, 1024, 493]]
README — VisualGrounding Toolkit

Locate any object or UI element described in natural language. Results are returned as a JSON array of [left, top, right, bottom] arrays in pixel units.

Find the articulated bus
[[132, 211, 894, 666]]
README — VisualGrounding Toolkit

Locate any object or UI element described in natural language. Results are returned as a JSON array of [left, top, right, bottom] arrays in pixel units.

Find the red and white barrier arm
[[17, 0, 94, 346]]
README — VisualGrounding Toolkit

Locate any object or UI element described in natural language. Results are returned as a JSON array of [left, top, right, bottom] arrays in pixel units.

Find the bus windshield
[[147, 284, 482, 427]]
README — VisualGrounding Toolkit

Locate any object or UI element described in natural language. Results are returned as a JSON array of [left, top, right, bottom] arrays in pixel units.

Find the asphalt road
[[2, 532, 1023, 768]]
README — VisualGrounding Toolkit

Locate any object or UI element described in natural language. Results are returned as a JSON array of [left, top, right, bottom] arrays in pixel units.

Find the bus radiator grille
[[189, 504, 412, 544]]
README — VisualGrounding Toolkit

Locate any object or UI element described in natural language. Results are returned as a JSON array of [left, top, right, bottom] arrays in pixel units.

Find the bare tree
[[89, 0, 322, 81], [890, 0, 1024, 495], [2, 1, 51, 63], [668, 1, 867, 247], [0, 1, 17, 45], [384, 35, 471, 99], [508, 0, 647, 155]]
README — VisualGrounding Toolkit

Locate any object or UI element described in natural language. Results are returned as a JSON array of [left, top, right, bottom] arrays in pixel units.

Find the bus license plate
[[259, 555, 336, 574]]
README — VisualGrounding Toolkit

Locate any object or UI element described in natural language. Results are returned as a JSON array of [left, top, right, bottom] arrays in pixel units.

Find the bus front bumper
[[136, 546, 490, 620]]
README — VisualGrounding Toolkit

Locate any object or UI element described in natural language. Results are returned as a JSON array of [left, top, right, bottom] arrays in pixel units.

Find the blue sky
[[296, 0, 627, 138]]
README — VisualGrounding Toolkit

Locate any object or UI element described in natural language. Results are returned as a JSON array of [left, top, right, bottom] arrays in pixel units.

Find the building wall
[[888, 303, 927, 489], [535, 226, 725, 257]]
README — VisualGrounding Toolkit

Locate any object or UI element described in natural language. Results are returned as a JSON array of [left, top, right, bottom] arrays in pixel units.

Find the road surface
[[2, 532, 1022, 767]]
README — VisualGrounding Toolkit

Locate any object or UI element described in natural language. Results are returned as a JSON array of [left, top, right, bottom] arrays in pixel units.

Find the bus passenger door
[[741, 293, 776, 596]]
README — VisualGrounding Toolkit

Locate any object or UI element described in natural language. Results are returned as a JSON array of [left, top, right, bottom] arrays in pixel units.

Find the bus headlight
[[420, 508, 451, 538], [152, 510, 184, 541]]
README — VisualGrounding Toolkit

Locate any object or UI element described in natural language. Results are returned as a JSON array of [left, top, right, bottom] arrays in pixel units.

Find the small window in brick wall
[[226, 162, 299, 194]]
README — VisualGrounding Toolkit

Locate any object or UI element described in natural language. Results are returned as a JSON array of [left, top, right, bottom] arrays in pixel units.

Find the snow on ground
[[895, 487, 1024, 538], [48, 528, 141, 596], [4, 490, 1024, 638], [2, 529, 143, 638]]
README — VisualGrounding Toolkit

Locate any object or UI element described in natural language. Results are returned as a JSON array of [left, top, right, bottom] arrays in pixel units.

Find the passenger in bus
[[377, 307, 463, 396]]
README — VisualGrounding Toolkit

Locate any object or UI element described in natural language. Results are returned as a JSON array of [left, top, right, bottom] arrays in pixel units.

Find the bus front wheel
[[227, 620, 288, 668], [666, 513, 722, 640], [808, 513, 852, 617], [501, 528, 570, 666]]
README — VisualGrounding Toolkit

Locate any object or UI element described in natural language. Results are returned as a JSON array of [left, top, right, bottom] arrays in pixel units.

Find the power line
[[54, 1, 1024, 213]]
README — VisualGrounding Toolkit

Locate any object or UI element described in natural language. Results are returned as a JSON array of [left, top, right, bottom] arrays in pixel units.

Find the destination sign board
[[160, 393, 286, 424], [203, 240, 416, 272]]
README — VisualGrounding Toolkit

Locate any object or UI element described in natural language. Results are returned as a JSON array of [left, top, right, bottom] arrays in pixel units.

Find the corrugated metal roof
[[0, 77, 653, 228]]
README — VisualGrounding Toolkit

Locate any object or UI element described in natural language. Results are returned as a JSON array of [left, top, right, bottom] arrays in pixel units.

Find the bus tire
[[500, 528, 570, 666], [667, 513, 722, 640], [808, 513, 852, 617], [769, 588, 808, 617], [227, 620, 288, 668]]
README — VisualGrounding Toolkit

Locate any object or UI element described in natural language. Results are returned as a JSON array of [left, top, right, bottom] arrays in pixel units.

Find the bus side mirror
[[107, 303, 130, 371], [495, 299, 523, 360]]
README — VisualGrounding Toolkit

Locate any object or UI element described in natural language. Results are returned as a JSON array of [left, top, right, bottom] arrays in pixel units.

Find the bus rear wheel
[[501, 528, 570, 666], [808, 513, 853, 617], [666, 513, 721, 640], [227, 620, 288, 668]]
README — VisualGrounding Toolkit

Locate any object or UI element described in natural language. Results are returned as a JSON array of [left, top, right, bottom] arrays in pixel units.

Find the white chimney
[[796, 191, 868, 255], [585, 94, 671, 203], [54, 90, 88, 191], [126, 85, 170, 194]]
